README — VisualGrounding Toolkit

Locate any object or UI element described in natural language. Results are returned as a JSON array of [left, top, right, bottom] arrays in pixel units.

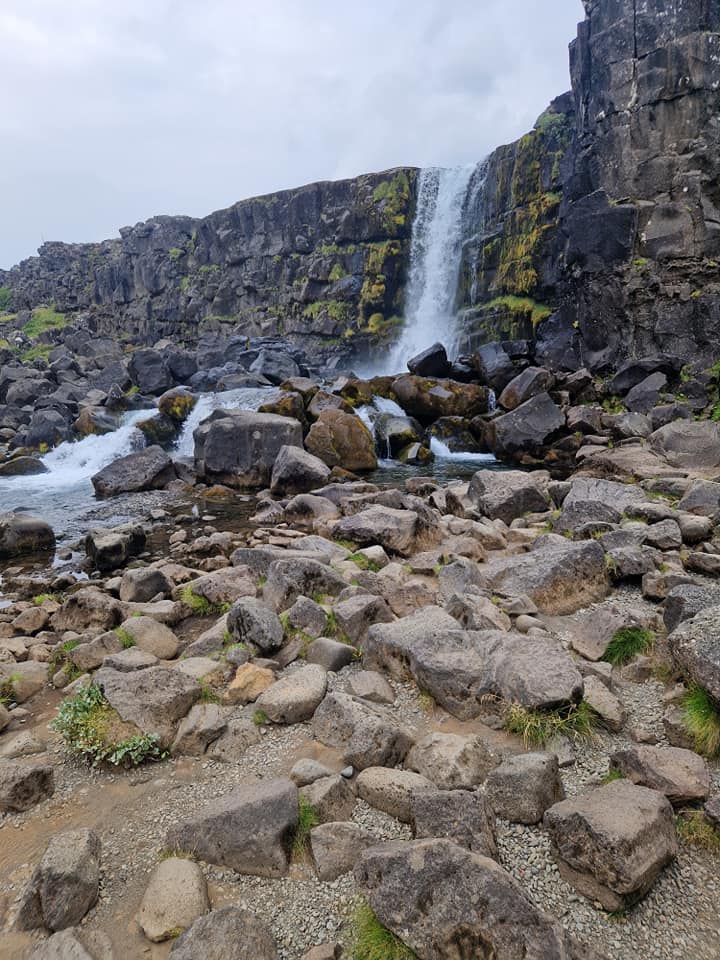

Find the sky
[[1, 0, 584, 269]]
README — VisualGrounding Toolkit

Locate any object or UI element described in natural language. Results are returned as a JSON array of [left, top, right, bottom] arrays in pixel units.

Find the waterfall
[[385, 163, 483, 373]]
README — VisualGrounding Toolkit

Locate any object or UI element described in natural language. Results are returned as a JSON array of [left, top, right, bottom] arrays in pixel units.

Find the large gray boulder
[[194, 410, 303, 487], [330, 504, 439, 557], [26, 929, 114, 960], [356, 839, 601, 960], [0, 513, 55, 560], [170, 906, 278, 959], [498, 367, 555, 410], [91, 446, 176, 497], [405, 732, 496, 790], [119, 567, 172, 603], [128, 347, 173, 394], [467, 470, 550, 524], [649, 420, 720, 471], [668, 604, 720, 701], [166, 779, 298, 877], [609, 745, 711, 804], [310, 821, 375, 881], [84, 523, 146, 572], [262, 557, 346, 612], [544, 780, 677, 911], [270, 444, 331, 495], [476, 539, 609, 615], [255, 664, 328, 724], [17, 828, 101, 932], [94, 666, 201, 748], [488, 392, 565, 460], [312, 692, 414, 769], [226, 597, 284, 653], [411, 789, 497, 859], [484, 753, 565, 824], [137, 857, 210, 942]]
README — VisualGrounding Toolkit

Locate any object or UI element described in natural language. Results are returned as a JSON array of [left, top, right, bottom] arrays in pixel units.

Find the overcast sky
[[1, 0, 584, 269]]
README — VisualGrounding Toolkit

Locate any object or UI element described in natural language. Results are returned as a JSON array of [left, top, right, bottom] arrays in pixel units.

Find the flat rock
[[312, 692, 414, 770], [356, 766, 435, 822], [484, 752, 565, 824], [137, 857, 210, 942], [256, 664, 327, 724], [0, 761, 54, 812], [405, 732, 496, 790], [610, 745, 711, 804]]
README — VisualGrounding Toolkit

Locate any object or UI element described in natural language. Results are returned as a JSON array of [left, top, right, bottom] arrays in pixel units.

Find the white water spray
[[175, 386, 279, 458]]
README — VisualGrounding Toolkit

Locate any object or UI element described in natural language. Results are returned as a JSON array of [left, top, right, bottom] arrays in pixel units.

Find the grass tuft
[[113, 627, 136, 650], [349, 553, 381, 572], [601, 767, 624, 785], [504, 701, 599, 748], [292, 795, 320, 859], [349, 901, 417, 960], [602, 627, 654, 666], [675, 811, 720, 854], [681, 685, 720, 757], [252, 709, 269, 727]]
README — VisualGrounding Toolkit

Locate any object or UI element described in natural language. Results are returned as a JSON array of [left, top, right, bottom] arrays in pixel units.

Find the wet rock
[[544, 780, 678, 911], [17, 828, 101, 932], [406, 342, 451, 378], [304, 408, 377, 471], [356, 838, 597, 960], [485, 752, 565, 824], [270, 444, 331, 496], [0, 761, 54, 813], [0, 513, 55, 560], [391, 375, 489, 423], [166, 778, 297, 878], [610, 745, 711, 804], [137, 857, 210, 942], [91, 446, 176, 496]]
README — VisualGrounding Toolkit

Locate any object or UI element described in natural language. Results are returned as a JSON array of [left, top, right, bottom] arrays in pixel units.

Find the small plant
[[504, 701, 599, 748], [179, 586, 227, 616], [292, 795, 320, 858], [349, 901, 417, 960], [334, 538, 357, 551], [51, 682, 165, 767], [113, 627, 136, 650], [32, 592, 58, 606], [198, 680, 220, 704], [602, 627, 654, 666], [252, 709, 269, 727], [159, 847, 197, 862], [605, 554, 618, 577], [681, 685, 720, 757], [601, 767, 624, 785], [0, 673, 21, 706], [349, 553, 381, 572], [675, 811, 720, 854], [325, 610, 339, 635], [46, 639, 82, 680], [602, 397, 625, 415]]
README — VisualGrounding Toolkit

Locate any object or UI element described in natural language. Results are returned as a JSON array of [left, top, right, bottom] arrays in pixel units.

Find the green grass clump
[[349, 553, 381, 572], [681, 685, 720, 757], [46, 639, 82, 680], [113, 627, 136, 650], [198, 680, 221, 704], [32, 592, 58, 606], [179, 586, 229, 616], [504, 701, 599, 748], [252, 709, 268, 727], [293, 795, 320, 859], [0, 672, 22, 705], [601, 767, 625, 785], [675, 811, 720, 854], [24, 306, 66, 339], [349, 901, 417, 960], [51, 682, 165, 766], [602, 627, 654, 666]]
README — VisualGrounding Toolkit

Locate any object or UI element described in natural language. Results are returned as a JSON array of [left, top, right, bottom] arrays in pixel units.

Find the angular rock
[[498, 367, 555, 411], [299, 774, 355, 823], [312, 692, 414, 769], [330, 504, 438, 558], [166, 778, 298, 877], [544, 780, 678, 910], [119, 567, 172, 603], [169, 906, 278, 960], [91, 446, 176, 497], [484, 752, 564, 824], [0, 762, 54, 812], [467, 469, 550, 524], [116, 616, 179, 659], [345, 670, 395, 704], [488, 392, 565, 460], [0, 513, 55, 560], [17, 828, 101, 932], [171, 703, 227, 756], [582, 675, 625, 732], [356, 766, 435, 822], [255, 664, 327, 724], [226, 597, 283, 653], [332, 594, 393, 644], [668, 604, 720, 702], [270, 444, 331, 496], [405, 732, 496, 790], [609, 745, 711, 804], [224, 663, 275, 705], [305, 637, 355, 672], [262, 558, 346, 612], [310, 821, 375, 881], [411, 789, 497, 859], [304, 408, 377, 472], [84, 524, 146, 573]]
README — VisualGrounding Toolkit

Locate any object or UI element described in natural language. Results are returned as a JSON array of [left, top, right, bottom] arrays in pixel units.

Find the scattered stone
[[169, 906, 278, 959], [356, 766, 435, 822], [405, 732, 496, 790], [137, 857, 210, 942], [0, 761, 54, 813], [484, 752, 565, 824], [609, 745, 711, 804]]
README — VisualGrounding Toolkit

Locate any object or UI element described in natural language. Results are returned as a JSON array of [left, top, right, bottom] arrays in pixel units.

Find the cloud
[[0, 0, 584, 268]]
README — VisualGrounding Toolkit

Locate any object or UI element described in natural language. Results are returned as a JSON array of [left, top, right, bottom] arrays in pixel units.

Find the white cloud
[[0, 0, 584, 268]]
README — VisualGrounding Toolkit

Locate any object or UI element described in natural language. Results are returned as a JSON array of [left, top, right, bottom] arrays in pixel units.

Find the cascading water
[[174, 386, 279, 459], [384, 162, 484, 373]]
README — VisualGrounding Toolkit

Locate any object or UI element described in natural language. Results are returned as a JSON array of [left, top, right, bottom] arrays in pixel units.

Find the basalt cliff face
[[2, 0, 719, 371], [458, 0, 720, 371]]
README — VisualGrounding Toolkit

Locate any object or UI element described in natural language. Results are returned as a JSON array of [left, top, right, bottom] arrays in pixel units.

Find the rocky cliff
[[457, 0, 720, 371], [0, 169, 416, 359]]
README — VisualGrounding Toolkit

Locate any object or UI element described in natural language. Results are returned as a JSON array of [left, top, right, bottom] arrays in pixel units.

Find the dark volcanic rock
[[91, 445, 176, 496]]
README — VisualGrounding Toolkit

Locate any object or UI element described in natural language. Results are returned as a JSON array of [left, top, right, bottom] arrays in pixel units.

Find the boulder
[[332, 594, 393, 644], [255, 664, 328, 724], [668, 604, 720, 701], [609, 745, 711, 804], [226, 598, 284, 653], [224, 664, 275, 705], [250, 347, 300, 385], [677, 479, 720, 519], [312, 692, 414, 769], [270, 445, 331, 495], [310, 821, 375, 881], [484, 753, 564, 824], [406, 342, 451, 378], [391, 375, 489, 423], [157, 387, 196, 422], [467, 469, 550, 524], [84, 523, 146, 572], [69, 632, 123, 673], [262, 558, 346, 612], [91, 446, 176, 496], [405, 732, 496, 790], [0, 762, 54, 813], [304, 408, 377, 471], [0, 513, 55, 560], [649, 421, 720, 471], [26, 929, 114, 960], [171, 703, 228, 756], [487, 392, 565, 460], [664, 584, 715, 633], [582, 675, 625, 732], [330, 504, 439, 557], [137, 857, 210, 942], [94, 666, 200, 748], [166, 779, 297, 877], [194, 410, 303, 487], [116, 616, 180, 659], [128, 348, 173, 394], [411, 789, 497, 858], [299, 774, 355, 823], [119, 567, 172, 603], [169, 906, 278, 960], [356, 767, 435, 822], [568, 605, 632, 661], [544, 780, 678, 910], [473, 341, 516, 391], [476, 539, 609, 615], [356, 839, 598, 960], [345, 670, 395, 704], [17, 828, 101, 932], [305, 638, 355, 672], [498, 367, 555, 411], [53, 588, 123, 632]]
